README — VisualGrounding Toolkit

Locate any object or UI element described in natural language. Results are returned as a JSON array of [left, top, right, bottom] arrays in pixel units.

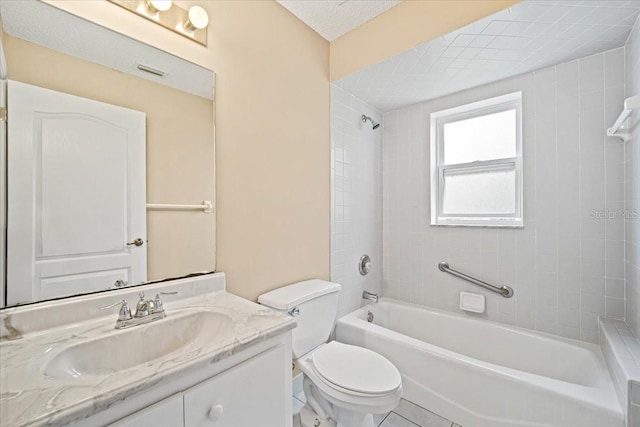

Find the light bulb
[[146, 0, 172, 13], [185, 5, 209, 30]]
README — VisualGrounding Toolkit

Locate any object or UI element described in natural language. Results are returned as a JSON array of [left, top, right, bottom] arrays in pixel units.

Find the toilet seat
[[312, 342, 401, 396], [296, 342, 403, 420]]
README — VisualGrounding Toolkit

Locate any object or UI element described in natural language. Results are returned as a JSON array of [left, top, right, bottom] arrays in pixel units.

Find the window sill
[[430, 219, 524, 229]]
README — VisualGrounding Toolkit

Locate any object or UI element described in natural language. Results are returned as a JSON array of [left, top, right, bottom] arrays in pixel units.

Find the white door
[[7, 80, 146, 305]]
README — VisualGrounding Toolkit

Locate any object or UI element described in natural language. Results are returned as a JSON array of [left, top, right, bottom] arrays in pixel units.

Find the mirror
[[0, 0, 216, 307]]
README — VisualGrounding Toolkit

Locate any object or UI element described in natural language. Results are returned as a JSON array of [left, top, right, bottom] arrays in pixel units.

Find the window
[[430, 92, 523, 227]]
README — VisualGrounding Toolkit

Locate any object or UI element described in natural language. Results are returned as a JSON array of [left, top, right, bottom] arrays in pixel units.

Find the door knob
[[127, 238, 144, 247]]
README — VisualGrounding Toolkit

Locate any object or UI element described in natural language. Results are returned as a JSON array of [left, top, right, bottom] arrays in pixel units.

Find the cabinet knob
[[208, 404, 223, 421]]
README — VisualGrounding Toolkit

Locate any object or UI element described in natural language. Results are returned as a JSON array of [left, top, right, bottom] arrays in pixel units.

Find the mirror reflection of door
[[7, 80, 147, 305]]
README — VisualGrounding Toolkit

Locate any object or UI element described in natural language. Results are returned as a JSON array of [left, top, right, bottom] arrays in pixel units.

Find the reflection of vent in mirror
[[136, 63, 166, 78]]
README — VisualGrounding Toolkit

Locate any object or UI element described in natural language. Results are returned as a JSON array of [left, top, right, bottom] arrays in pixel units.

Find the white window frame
[[430, 92, 523, 228]]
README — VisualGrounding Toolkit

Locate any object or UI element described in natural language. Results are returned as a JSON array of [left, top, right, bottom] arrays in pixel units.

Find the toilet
[[259, 280, 402, 427]]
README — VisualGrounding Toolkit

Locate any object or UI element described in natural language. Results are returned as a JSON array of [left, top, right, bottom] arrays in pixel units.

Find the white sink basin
[[44, 311, 231, 379]]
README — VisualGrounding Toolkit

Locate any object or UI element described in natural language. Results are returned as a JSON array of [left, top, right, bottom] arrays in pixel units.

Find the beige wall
[[4, 35, 216, 281], [330, 0, 519, 81], [206, 1, 331, 301], [43, 0, 331, 301]]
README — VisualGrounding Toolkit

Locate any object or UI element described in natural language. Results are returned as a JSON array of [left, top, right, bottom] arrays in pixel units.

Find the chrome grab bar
[[438, 262, 514, 298]]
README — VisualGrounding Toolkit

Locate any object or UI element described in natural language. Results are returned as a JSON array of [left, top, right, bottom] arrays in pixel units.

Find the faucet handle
[[135, 292, 152, 318], [153, 291, 178, 314], [100, 299, 127, 310], [100, 299, 132, 321]]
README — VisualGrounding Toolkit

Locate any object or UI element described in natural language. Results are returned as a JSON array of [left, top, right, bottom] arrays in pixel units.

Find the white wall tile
[[382, 47, 627, 343], [331, 85, 383, 319], [625, 16, 640, 338]]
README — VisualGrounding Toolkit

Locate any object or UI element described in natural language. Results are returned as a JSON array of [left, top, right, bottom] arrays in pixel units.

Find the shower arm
[[361, 114, 380, 130]]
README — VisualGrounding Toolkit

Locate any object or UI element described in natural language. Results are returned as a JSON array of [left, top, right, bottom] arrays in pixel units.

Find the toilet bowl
[[298, 342, 402, 427], [259, 280, 402, 427]]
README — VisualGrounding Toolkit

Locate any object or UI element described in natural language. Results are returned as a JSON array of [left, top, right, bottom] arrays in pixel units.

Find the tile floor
[[293, 391, 461, 427]]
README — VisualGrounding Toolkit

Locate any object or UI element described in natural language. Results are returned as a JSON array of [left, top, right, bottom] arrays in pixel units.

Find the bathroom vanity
[[0, 273, 296, 426]]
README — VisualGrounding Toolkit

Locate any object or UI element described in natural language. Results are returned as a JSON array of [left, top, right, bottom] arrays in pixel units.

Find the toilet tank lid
[[258, 280, 341, 310]]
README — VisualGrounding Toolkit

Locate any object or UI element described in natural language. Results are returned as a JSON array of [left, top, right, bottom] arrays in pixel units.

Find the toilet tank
[[259, 280, 341, 359]]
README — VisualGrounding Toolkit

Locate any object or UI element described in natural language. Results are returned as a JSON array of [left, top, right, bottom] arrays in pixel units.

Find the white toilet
[[259, 280, 402, 427]]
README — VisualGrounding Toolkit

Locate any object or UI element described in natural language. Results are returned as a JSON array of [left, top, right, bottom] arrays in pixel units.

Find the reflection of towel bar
[[146, 201, 213, 213]]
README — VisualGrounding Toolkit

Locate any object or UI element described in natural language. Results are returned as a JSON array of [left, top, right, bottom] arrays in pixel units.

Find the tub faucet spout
[[363, 291, 378, 303]]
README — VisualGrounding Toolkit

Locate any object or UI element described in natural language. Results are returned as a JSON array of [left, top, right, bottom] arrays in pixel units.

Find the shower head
[[361, 114, 380, 130]]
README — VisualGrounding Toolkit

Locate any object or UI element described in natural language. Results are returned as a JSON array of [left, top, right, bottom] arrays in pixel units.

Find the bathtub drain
[[367, 311, 374, 322]]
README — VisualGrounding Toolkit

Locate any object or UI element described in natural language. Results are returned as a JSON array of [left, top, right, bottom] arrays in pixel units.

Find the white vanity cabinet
[[0, 274, 296, 427], [107, 337, 291, 427], [183, 344, 287, 426], [111, 394, 184, 427]]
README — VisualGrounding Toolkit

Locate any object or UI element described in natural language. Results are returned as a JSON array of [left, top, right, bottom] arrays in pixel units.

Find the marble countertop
[[0, 275, 295, 426]]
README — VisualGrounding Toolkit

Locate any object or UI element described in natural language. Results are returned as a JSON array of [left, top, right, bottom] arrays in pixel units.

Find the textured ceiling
[[277, 0, 402, 41], [0, 0, 214, 100], [336, 0, 640, 112]]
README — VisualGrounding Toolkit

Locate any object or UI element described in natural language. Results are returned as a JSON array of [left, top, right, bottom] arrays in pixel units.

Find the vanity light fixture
[[109, 0, 209, 46], [145, 0, 172, 13], [185, 6, 209, 31]]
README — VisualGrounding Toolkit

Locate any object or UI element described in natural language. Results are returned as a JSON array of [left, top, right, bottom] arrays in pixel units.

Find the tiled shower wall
[[383, 48, 626, 343], [331, 85, 383, 318], [625, 17, 640, 336]]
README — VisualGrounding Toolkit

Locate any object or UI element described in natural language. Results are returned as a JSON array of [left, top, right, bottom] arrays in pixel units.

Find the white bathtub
[[335, 299, 624, 427]]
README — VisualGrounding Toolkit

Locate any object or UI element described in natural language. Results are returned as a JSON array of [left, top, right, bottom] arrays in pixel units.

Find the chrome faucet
[[135, 292, 156, 318], [101, 291, 177, 329], [362, 291, 378, 303]]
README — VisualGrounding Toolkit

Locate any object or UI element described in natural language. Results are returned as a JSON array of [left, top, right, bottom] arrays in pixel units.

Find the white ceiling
[[277, 0, 402, 41], [336, 0, 640, 112], [0, 0, 214, 100]]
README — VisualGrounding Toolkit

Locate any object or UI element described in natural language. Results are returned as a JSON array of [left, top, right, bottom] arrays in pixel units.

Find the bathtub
[[335, 299, 624, 427]]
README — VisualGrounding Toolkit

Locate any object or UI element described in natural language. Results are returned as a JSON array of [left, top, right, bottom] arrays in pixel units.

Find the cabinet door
[[184, 345, 288, 427], [110, 393, 183, 427]]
